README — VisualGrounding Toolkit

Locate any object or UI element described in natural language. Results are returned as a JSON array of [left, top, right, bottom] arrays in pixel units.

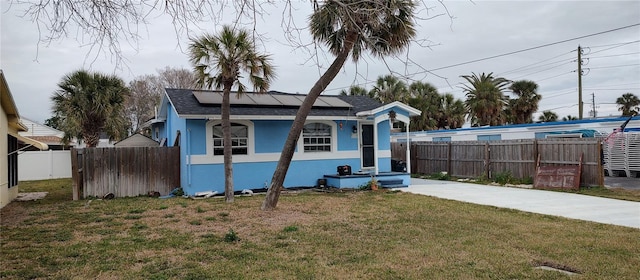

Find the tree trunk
[[222, 84, 234, 203], [84, 131, 100, 147], [261, 32, 358, 211]]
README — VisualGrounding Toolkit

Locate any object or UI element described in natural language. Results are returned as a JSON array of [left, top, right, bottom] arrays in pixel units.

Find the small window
[[213, 123, 248, 155], [432, 137, 451, 142], [477, 134, 501, 141], [303, 123, 332, 152]]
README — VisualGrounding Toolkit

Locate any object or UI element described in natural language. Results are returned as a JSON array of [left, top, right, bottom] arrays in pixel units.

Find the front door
[[361, 124, 375, 168]]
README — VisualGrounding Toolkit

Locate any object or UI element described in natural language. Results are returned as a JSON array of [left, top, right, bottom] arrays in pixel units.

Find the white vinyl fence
[[18, 150, 72, 181], [603, 132, 640, 177]]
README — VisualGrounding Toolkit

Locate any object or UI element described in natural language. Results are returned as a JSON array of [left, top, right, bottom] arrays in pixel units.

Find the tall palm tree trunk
[[84, 131, 100, 147], [262, 32, 357, 211], [222, 84, 234, 203]]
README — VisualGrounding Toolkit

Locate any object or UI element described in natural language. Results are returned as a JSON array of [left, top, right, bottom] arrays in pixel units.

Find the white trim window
[[303, 122, 332, 152], [212, 122, 248, 155]]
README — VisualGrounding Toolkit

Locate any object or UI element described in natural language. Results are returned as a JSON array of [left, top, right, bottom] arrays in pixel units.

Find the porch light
[[388, 110, 396, 122], [388, 110, 397, 129], [352, 125, 357, 133]]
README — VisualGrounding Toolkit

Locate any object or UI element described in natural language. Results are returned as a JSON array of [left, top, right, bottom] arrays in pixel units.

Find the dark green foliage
[[224, 229, 239, 242]]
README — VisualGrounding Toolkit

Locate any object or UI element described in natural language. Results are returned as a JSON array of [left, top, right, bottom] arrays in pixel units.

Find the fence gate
[[71, 147, 180, 199]]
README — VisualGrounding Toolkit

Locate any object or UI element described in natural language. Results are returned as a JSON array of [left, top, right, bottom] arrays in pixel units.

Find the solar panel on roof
[[313, 97, 331, 107], [247, 94, 282, 106], [319, 96, 352, 107], [193, 91, 223, 104], [273, 94, 304, 106], [228, 94, 255, 105], [193, 91, 352, 108]]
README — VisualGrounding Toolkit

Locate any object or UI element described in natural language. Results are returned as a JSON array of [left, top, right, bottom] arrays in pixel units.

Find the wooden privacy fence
[[71, 147, 180, 199], [392, 138, 603, 186]]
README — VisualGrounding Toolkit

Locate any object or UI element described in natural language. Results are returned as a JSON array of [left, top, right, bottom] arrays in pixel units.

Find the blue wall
[[186, 157, 362, 194], [337, 120, 358, 151], [254, 120, 291, 153], [187, 120, 207, 155]]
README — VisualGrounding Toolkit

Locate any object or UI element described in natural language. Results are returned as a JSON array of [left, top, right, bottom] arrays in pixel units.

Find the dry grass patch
[[1, 179, 639, 279]]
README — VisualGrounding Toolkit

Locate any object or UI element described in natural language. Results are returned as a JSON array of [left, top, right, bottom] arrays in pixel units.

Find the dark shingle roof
[[166, 88, 382, 117]]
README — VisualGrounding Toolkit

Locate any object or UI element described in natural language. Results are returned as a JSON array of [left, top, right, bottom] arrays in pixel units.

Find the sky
[[1, 1, 639, 125]]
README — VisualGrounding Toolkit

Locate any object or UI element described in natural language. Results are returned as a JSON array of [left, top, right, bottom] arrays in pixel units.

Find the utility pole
[[591, 92, 597, 118], [577, 45, 583, 120]]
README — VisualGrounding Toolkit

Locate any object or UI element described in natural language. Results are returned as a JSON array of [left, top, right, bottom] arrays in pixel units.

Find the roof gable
[[114, 134, 159, 147]]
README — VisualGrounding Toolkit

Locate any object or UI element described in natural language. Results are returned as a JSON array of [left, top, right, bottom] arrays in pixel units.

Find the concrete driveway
[[398, 178, 640, 229]]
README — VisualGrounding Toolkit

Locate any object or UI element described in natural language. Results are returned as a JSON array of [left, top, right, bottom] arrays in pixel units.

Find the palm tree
[[616, 93, 640, 116], [339, 85, 370, 97], [509, 80, 540, 124], [438, 93, 466, 129], [51, 70, 129, 147], [407, 81, 440, 131], [538, 110, 558, 122], [370, 75, 409, 103], [262, 0, 417, 210], [189, 25, 275, 203], [562, 115, 578, 121], [461, 72, 511, 126]]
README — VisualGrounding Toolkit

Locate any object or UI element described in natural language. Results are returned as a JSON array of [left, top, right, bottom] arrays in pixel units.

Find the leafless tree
[[8, 0, 273, 67], [125, 67, 195, 133]]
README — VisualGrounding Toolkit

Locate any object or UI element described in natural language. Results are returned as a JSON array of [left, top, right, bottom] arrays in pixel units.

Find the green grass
[[1, 178, 639, 279]]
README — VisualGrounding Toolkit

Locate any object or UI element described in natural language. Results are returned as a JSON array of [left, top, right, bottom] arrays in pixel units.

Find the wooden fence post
[[71, 148, 80, 200], [484, 142, 490, 179], [447, 142, 452, 175]]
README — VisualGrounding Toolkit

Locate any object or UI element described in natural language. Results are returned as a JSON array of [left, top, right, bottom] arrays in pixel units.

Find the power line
[[498, 51, 573, 76], [324, 23, 640, 94], [589, 40, 640, 55], [509, 61, 574, 80], [587, 40, 640, 49], [587, 52, 640, 59], [589, 63, 640, 70], [420, 23, 640, 73]]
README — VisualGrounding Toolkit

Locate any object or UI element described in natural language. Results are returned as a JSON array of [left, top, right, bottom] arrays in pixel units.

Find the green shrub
[[224, 229, 239, 242], [494, 171, 514, 185], [283, 225, 298, 232], [429, 172, 450, 180]]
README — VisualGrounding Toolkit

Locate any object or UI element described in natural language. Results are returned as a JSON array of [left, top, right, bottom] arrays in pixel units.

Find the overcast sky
[[2, 1, 639, 125]]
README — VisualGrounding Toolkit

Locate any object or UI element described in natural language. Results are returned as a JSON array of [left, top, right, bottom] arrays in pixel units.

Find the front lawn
[[1, 179, 639, 279]]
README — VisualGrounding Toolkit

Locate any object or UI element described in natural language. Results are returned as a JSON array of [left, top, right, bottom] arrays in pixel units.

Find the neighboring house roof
[[164, 88, 382, 118], [19, 117, 65, 138], [25, 136, 66, 145], [114, 134, 159, 147]]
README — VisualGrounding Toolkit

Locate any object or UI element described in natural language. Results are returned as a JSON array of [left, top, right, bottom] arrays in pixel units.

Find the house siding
[[1, 96, 19, 208], [186, 120, 207, 155], [336, 120, 358, 151], [187, 157, 363, 193], [254, 120, 291, 153]]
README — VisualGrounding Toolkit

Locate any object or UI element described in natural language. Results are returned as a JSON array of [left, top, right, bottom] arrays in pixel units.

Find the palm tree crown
[[461, 72, 511, 126], [370, 75, 409, 103], [51, 70, 129, 147], [538, 110, 558, 122], [508, 80, 540, 124], [189, 25, 275, 93], [309, 0, 417, 62], [616, 93, 640, 116]]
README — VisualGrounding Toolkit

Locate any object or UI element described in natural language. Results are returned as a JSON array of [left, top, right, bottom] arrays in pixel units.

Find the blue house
[[152, 89, 420, 195]]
